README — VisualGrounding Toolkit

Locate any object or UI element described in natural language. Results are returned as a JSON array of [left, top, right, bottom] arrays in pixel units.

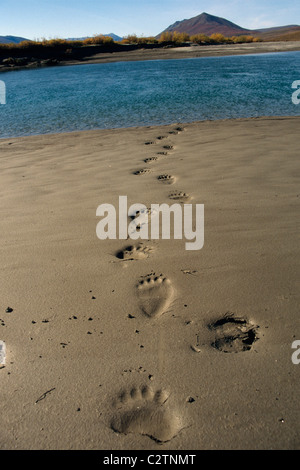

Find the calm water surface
[[0, 51, 299, 138]]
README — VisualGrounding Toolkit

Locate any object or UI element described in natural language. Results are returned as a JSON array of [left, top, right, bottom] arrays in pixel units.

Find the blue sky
[[1, 0, 299, 39]]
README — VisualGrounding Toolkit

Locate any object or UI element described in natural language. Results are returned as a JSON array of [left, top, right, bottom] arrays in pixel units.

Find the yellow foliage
[[190, 34, 210, 44], [83, 35, 114, 45]]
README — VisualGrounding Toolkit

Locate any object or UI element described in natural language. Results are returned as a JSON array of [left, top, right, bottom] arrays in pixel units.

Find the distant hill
[[104, 33, 123, 42], [0, 35, 29, 44], [257, 25, 300, 41], [158, 12, 300, 40], [66, 33, 123, 42]]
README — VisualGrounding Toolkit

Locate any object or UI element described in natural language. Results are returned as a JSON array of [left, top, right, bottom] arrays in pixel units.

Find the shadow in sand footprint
[[144, 156, 158, 164], [133, 169, 151, 176], [163, 145, 174, 151], [168, 190, 191, 203], [111, 385, 183, 443], [137, 273, 174, 319], [157, 174, 176, 185], [128, 206, 158, 222], [127, 206, 159, 235], [169, 127, 185, 134], [116, 243, 152, 260], [208, 313, 259, 353]]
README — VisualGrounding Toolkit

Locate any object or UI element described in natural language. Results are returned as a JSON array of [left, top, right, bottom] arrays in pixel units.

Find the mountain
[[158, 12, 300, 39], [159, 12, 255, 37], [104, 33, 123, 41], [0, 35, 29, 44], [258, 25, 299, 33]]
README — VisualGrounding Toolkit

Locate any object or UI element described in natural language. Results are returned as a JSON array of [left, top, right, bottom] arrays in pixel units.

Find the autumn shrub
[[158, 31, 174, 43], [172, 31, 190, 44], [120, 34, 139, 44], [83, 35, 114, 45], [232, 35, 256, 44], [190, 33, 211, 44]]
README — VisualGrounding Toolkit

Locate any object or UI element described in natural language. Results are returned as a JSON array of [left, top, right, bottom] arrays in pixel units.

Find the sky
[[1, 0, 299, 40]]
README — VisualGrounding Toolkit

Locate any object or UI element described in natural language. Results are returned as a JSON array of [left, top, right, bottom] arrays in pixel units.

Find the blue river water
[[0, 51, 299, 138]]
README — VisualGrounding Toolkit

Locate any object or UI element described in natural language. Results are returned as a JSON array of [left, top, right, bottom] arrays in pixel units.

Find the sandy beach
[[62, 41, 300, 67], [1, 41, 300, 73], [0, 116, 299, 450]]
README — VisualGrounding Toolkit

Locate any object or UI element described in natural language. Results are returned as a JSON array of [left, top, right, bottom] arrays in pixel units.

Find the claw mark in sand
[[133, 168, 151, 176], [169, 127, 185, 135], [116, 243, 152, 260], [144, 156, 158, 163], [162, 145, 174, 151], [157, 174, 176, 185], [169, 190, 191, 202]]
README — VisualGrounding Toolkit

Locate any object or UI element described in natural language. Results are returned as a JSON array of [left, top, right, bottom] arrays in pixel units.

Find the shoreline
[[63, 40, 300, 66], [0, 41, 300, 72], [1, 114, 300, 141]]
